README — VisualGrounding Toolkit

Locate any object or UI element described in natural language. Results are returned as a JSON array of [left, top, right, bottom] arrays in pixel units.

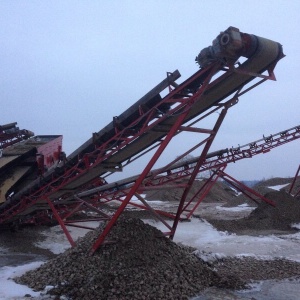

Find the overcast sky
[[0, 1, 299, 181]]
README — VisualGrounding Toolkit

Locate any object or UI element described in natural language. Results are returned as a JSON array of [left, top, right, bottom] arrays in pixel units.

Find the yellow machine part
[[0, 155, 19, 169], [0, 166, 31, 203]]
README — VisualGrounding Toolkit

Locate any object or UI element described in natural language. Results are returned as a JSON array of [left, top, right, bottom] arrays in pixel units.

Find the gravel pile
[[211, 256, 300, 282], [208, 191, 300, 234], [15, 217, 244, 300]]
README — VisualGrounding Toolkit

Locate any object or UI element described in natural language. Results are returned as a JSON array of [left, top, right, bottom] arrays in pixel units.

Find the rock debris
[[208, 191, 300, 233], [211, 256, 300, 282], [15, 217, 244, 300]]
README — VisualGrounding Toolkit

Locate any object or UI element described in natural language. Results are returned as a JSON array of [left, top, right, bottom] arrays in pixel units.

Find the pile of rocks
[[208, 191, 300, 233], [222, 177, 294, 208], [248, 191, 300, 228], [15, 217, 244, 300], [211, 256, 300, 282]]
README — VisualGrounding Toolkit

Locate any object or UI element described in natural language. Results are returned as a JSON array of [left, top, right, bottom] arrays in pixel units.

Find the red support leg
[[184, 165, 226, 219], [289, 164, 300, 195], [221, 176, 260, 205], [219, 170, 276, 206], [45, 197, 75, 247], [90, 106, 195, 254], [170, 102, 232, 239], [89, 64, 220, 254]]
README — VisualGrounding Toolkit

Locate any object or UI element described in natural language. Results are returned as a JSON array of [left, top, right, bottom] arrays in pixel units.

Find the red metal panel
[[36, 135, 63, 167]]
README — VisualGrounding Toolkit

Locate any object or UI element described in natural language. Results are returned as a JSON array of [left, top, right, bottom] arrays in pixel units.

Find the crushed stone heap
[[249, 191, 300, 228], [209, 191, 300, 233], [15, 217, 244, 300]]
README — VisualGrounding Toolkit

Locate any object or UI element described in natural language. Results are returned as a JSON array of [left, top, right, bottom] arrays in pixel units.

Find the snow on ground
[[145, 218, 300, 262], [216, 203, 254, 212], [120, 194, 147, 203], [292, 223, 300, 230], [109, 195, 175, 210], [0, 262, 43, 300], [126, 195, 175, 209], [0, 223, 98, 300], [227, 185, 241, 196], [35, 221, 99, 254], [268, 183, 290, 191]]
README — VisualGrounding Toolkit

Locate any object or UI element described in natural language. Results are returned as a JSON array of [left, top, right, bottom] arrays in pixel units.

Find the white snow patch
[[35, 221, 99, 254], [216, 203, 254, 212], [193, 250, 226, 263], [0, 261, 44, 300], [126, 196, 174, 209], [268, 183, 289, 191], [144, 218, 300, 261], [121, 194, 146, 202], [291, 223, 300, 230], [227, 185, 241, 196]]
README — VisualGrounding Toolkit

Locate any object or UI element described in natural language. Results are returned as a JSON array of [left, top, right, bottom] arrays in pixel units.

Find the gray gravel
[[207, 191, 300, 234], [14, 217, 244, 300], [211, 256, 300, 282]]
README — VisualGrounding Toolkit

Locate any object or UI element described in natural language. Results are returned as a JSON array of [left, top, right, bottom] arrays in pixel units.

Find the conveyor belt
[[74, 125, 300, 199], [0, 28, 284, 224], [51, 34, 283, 194]]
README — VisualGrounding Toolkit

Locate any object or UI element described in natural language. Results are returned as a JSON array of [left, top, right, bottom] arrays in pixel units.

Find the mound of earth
[[222, 177, 297, 208], [145, 179, 236, 203], [249, 177, 292, 200], [15, 218, 244, 300], [256, 177, 293, 187], [207, 191, 300, 234]]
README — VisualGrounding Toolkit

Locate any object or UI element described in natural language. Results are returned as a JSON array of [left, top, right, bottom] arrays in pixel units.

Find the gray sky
[[0, 1, 299, 181]]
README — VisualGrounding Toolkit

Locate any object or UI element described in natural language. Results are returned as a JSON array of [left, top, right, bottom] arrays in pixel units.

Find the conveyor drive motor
[[195, 26, 258, 68]]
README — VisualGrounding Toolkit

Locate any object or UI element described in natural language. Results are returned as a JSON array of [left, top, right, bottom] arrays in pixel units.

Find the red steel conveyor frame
[[27, 124, 300, 229], [0, 28, 286, 253]]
